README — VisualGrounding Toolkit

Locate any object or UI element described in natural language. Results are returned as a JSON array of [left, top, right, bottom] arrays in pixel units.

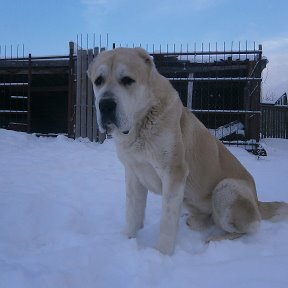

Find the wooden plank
[[264, 108, 268, 138], [67, 41, 75, 138], [269, 108, 273, 138], [280, 108, 284, 138], [87, 49, 94, 141], [187, 73, 193, 110], [92, 47, 99, 142], [274, 108, 278, 138], [285, 108, 288, 139], [75, 48, 82, 138], [80, 49, 88, 138]]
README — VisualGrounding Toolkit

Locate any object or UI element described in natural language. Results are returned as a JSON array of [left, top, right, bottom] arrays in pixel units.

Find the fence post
[[286, 107, 288, 138], [68, 42, 75, 138], [75, 48, 82, 138], [187, 73, 193, 110], [80, 50, 88, 138], [87, 49, 94, 141], [27, 53, 32, 133]]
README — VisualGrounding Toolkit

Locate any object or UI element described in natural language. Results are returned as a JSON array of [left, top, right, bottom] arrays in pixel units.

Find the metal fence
[[74, 39, 266, 149], [0, 43, 75, 136], [0, 45, 31, 132], [3, 38, 286, 148]]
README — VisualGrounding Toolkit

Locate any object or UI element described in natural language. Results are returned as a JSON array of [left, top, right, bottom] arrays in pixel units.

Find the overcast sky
[[0, 0, 287, 99]]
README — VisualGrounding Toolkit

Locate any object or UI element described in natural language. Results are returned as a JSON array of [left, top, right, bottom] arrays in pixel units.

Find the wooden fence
[[75, 47, 105, 142], [261, 104, 288, 139]]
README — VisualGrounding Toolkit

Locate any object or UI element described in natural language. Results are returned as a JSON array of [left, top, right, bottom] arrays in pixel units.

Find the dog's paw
[[125, 229, 137, 239], [157, 234, 176, 255], [205, 232, 242, 243], [125, 224, 144, 239]]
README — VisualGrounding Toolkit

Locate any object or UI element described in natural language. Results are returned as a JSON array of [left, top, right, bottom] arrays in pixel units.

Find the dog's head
[[87, 47, 155, 134]]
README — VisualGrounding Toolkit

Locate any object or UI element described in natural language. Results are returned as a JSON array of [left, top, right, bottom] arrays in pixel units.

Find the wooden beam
[[87, 49, 94, 141]]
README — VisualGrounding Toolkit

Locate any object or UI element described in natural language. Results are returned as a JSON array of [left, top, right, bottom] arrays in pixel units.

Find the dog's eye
[[121, 76, 135, 86], [95, 76, 104, 86]]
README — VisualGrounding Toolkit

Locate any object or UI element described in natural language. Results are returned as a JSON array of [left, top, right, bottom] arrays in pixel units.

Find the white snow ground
[[0, 129, 288, 288]]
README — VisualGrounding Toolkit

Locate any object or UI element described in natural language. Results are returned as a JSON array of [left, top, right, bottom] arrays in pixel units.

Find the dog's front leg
[[157, 167, 188, 255], [125, 167, 148, 238]]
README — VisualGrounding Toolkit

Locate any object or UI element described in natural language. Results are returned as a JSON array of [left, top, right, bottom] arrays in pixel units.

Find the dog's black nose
[[99, 98, 116, 115], [99, 98, 117, 127]]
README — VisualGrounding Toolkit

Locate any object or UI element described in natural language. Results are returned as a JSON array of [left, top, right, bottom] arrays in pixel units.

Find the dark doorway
[[31, 73, 68, 134]]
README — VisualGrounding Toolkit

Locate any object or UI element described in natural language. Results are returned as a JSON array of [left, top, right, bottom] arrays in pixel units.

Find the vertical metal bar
[[27, 53, 32, 132], [255, 43, 262, 142], [9, 45, 12, 126], [22, 44, 26, 130]]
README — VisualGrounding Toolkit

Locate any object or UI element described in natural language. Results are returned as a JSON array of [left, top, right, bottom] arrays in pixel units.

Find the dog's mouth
[[98, 98, 130, 135], [99, 98, 117, 131], [101, 120, 115, 134], [101, 121, 130, 135]]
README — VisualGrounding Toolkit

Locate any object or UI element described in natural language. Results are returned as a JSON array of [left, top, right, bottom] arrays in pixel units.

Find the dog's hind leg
[[186, 206, 213, 231], [211, 178, 261, 239]]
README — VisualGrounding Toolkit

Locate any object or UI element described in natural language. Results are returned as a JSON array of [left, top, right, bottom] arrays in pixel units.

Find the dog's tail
[[258, 201, 288, 221]]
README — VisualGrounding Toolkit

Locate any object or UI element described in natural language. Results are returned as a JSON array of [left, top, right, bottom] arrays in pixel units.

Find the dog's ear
[[134, 47, 154, 67]]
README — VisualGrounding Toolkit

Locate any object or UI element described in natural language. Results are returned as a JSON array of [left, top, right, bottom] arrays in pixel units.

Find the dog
[[87, 47, 288, 255]]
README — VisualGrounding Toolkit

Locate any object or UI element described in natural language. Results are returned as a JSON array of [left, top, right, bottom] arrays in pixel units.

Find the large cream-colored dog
[[87, 47, 288, 255]]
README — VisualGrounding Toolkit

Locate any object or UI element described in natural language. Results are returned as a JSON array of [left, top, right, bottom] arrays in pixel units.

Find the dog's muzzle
[[99, 98, 117, 130]]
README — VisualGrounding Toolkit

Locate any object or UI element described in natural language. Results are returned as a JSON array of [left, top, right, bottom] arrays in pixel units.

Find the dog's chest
[[118, 147, 163, 194], [134, 161, 162, 194]]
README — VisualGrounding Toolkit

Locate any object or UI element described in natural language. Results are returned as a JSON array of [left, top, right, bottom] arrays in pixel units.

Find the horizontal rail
[[0, 55, 72, 61], [0, 110, 28, 114], [150, 50, 262, 57], [10, 96, 28, 99], [261, 104, 288, 109], [0, 51, 261, 61], [9, 122, 28, 126], [191, 109, 261, 114], [0, 82, 29, 86], [169, 77, 262, 82]]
